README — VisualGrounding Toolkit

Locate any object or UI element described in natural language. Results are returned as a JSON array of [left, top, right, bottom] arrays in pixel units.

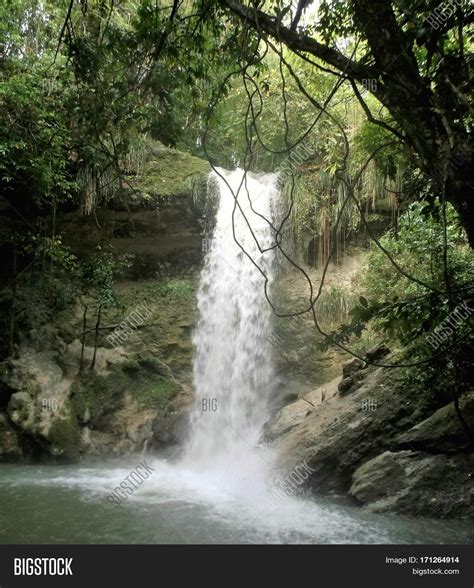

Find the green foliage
[[0, 0, 472, 380], [396, 362, 444, 412], [0, 61, 73, 207], [0, 234, 80, 341], [360, 201, 471, 301], [349, 200, 473, 347], [314, 284, 357, 329], [354, 120, 404, 177], [80, 246, 133, 310]]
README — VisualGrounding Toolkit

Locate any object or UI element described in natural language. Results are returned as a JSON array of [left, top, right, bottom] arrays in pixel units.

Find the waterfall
[[183, 168, 281, 475]]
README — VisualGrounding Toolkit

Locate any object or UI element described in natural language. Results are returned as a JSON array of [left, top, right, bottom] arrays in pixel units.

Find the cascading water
[[182, 167, 281, 485], [2, 166, 468, 544]]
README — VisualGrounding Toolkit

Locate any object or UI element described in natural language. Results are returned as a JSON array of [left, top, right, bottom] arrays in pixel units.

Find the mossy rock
[[129, 142, 210, 200], [130, 375, 179, 410], [122, 356, 179, 409], [71, 368, 128, 428], [71, 358, 179, 427], [47, 411, 80, 459]]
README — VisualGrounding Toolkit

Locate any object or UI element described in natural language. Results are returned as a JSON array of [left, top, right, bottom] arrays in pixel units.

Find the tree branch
[[220, 0, 379, 83]]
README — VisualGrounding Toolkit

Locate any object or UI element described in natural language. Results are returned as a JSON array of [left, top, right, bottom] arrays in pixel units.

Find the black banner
[[0, 545, 472, 587]]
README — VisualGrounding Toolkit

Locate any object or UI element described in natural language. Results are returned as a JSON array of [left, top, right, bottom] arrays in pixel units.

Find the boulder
[[7, 392, 32, 417], [264, 376, 341, 442], [2, 345, 79, 459], [269, 356, 474, 518], [272, 366, 408, 493], [151, 410, 190, 448], [342, 358, 364, 379], [348, 450, 411, 503], [349, 450, 474, 518], [0, 413, 22, 460], [338, 359, 365, 395], [150, 381, 193, 449], [397, 392, 474, 452]]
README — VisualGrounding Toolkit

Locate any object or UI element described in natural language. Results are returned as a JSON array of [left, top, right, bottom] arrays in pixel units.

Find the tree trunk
[[445, 162, 474, 248], [79, 305, 88, 373], [90, 305, 102, 371], [8, 248, 17, 356]]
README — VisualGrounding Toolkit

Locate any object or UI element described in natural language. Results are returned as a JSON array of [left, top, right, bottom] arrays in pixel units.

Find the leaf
[[359, 296, 368, 308]]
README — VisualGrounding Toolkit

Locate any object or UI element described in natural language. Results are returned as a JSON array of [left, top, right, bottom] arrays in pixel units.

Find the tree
[[79, 247, 131, 371], [215, 0, 473, 246]]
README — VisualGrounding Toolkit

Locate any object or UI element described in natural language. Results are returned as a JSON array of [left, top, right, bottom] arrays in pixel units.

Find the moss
[[130, 144, 210, 199], [71, 356, 179, 425], [92, 277, 197, 375], [64, 275, 196, 423], [130, 375, 179, 409], [71, 368, 128, 427], [160, 279, 196, 299], [48, 411, 80, 458], [121, 355, 179, 408]]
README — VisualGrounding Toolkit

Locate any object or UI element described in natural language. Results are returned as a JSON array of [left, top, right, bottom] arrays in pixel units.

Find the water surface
[[0, 461, 472, 544]]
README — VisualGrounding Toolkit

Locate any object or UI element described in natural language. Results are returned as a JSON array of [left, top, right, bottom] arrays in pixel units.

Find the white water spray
[[183, 168, 281, 479]]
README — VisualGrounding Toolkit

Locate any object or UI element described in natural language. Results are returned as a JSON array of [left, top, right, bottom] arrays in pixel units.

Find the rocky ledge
[[265, 349, 474, 519]]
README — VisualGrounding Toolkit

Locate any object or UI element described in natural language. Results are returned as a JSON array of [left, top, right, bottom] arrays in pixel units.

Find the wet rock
[[264, 376, 341, 442], [338, 359, 365, 395], [7, 392, 35, 434], [273, 366, 427, 495], [397, 392, 474, 452], [338, 377, 355, 395], [264, 400, 313, 442], [349, 450, 474, 518], [148, 369, 193, 451], [151, 410, 190, 448], [282, 393, 299, 405], [365, 344, 390, 363], [342, 358, 364, 379], [271, 357, 474, 518], [7, 392, 32, 414], [349, 450, 410, 503], [0, 413, 22, 460]]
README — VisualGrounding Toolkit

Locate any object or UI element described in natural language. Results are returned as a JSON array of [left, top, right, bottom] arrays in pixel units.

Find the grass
[[314, 284, 357, 329]]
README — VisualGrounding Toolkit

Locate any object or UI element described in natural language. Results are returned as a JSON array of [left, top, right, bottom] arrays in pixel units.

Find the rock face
[[397, 393, 474, 452], [0, 324, 192, 461], [0, 413, 21, 460], [263, 376, 341, 442], [270, 364, 406, 493], [149, 396, 192, 453], [2, 336, 82, 460], [349, 451, 474, 518], [267, 356, 474, 519], [0, 145, 205, 462], [58, 142, 210, 278]]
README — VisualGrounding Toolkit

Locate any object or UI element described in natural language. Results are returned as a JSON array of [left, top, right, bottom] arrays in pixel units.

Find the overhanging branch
[[220, 0, 379, 83]]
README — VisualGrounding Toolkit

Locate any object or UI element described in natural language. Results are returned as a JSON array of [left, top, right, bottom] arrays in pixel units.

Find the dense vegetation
[[0, 0, 472, 422]]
